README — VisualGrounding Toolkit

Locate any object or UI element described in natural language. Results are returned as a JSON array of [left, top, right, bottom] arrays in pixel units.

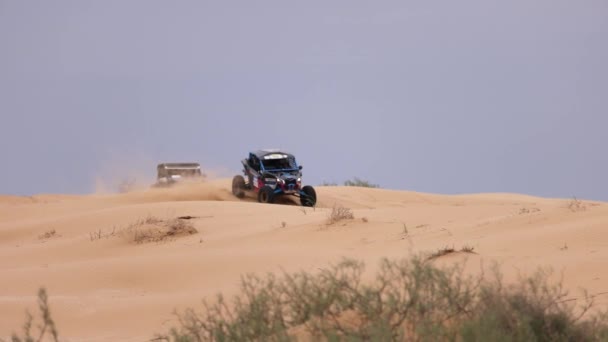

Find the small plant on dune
[[326, 205, 355, 225], [567, 196, 587, 212], [125, 214, 165, 229], [320, 178, 379, 188], [427, 245, 476, 261], [343, 177, 380, 188], [427, 245, 456, 260], [7, 288, 59, 342], [38, 229, 57, 240], [89, 215, 197, 244], [519, 207, 541, 215], [165, 218, 197, 235], [144, 214, 165, 225], [123, 216, 197, 244], [460, 245, 476, 253], [89, 227, 117, 241], [320, 181, 338, 186]]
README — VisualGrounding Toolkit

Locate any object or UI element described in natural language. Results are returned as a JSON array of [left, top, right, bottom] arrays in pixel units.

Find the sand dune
[[1, 180, 607, 341]]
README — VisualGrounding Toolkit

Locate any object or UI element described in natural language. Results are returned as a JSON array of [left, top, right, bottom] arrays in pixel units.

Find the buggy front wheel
[[300, 185, 316, 207], [258, 186, 275, 204]]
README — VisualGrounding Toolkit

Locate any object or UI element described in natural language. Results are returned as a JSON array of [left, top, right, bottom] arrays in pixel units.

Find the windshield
[[167, 169, 200, 177], [261, 157, 296, 171]]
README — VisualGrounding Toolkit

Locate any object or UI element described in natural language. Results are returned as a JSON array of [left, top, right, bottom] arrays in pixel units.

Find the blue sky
[[1, 1, 607, 200]]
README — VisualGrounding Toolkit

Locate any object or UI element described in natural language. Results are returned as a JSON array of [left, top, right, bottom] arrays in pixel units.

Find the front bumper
[[273, 181, 301, 194]]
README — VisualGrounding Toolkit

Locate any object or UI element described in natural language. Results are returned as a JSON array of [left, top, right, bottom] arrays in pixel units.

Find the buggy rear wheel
[[300, 185, 316, 207], [232, 175, 246, 198], [258, 186, 275, 204]]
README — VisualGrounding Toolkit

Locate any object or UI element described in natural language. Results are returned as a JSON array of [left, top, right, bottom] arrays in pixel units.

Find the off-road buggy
[[153, 163, 204, 187], [232, 150, 317, 206]]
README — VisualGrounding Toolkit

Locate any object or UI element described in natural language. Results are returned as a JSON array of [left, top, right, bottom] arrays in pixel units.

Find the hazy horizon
[[1, 1, 607, 200]]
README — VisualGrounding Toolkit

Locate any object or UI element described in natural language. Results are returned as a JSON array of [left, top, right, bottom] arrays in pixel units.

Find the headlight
[[297, 178, 301, 183], [277, 178, 285, 184]]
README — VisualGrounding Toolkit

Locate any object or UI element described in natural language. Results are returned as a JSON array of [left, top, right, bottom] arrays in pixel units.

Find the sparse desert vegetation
[[8, 259, 608, 342], [152, 256, 608, 341], [12, 257, 608, 342], [343, 177, 380, 188], [321, 178, 380, 188]]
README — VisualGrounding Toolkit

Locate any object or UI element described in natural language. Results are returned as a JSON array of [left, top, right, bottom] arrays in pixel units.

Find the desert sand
[[1, 179, 607, 341]]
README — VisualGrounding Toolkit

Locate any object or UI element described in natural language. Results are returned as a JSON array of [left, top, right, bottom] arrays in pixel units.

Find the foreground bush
[[156, 257, 608, 341], [6, 258, 607, 341], [6, 288, 59, 342]]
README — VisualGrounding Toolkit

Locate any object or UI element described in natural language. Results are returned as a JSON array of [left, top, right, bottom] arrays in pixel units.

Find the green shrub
[[343, 178, 379, 188]]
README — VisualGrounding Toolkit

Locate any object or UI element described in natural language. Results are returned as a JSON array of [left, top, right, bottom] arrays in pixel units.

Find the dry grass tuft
[[89, 227, 117, 241], [427, 245, 476, 261], [90, 215, 198, 244], [326, 205, 355, 225], [427, 246, 456, 260], [38, 229, 57, 240], [460, 245, 475, 253], [519, 207, 541, 215], [343, 177, 380, 188], [567, 196, 587, 212], [123, 216, 197, 244]]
